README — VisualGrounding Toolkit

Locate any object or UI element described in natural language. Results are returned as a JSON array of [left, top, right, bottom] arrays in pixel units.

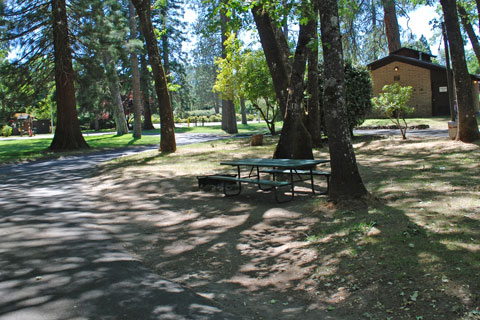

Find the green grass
[[0, 121, 280, 164], [0, 134, 161, 164], [173, 121, 282, 134], [361, 115, 480, 130]]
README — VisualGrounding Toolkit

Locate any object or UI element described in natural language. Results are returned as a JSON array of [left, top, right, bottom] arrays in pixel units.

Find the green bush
[[344, 62, 373, 132], [209, 114, 222, 122], [1, 125, 13, 137], [188, 109, 216, 117], [319, 62, 373, 135], [371, 83, 413, 140]]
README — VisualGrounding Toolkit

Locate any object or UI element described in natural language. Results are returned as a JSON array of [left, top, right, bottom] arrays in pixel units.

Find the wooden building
[[368, 47, 480, 117]]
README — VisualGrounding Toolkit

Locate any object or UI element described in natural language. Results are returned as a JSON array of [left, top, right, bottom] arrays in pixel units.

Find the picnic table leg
[[318, 174, 330, 195], [290, 169, 295, 198], [223, 166, 242, 197], [273, 175, 294, 203], [257, 166, 275, 191], [310, 168, 315, 194]]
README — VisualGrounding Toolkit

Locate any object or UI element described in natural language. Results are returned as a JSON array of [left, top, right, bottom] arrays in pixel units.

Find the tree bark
[[457, 4, 480, 65], [140, 53, 155, 130], [251, 4, 291, 118], [129, 1, 142, 139], [382, 0, 401, 53], [441, 0, 480, 142], [319, 0, 368, 201], [240, 97, 247, 125], [132, 0, 176, 152], [214, 93, 220, 114], [49, 0, 89, 151], [273, 4, 314, 160], [476, 0, 480, 34], [306, 0, 322, 147], [103, 52, 129, 136], [220, 6, 238, 134], [160, 2, 171, 79]]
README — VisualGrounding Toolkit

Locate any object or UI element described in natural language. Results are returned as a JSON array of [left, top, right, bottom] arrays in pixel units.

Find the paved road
[[0, 133, 236, 320], [354, 128, 449, 138]]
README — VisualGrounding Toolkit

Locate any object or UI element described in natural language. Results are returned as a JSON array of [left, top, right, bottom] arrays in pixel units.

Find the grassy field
[[93, 135, 480, 319], [1, 116, 479, 164], [0, 122, 278, 164], [361, 115, 480, 130]]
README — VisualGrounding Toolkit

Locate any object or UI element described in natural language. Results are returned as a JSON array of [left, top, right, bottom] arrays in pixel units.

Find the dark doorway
[[431, 70, 450, 116]]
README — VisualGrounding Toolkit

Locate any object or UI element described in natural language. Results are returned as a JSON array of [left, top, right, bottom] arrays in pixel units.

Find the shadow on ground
[[0, 151, 235, 320]]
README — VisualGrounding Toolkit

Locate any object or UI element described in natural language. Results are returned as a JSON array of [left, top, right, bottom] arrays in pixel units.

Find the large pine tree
[[1, 0, 88, 150], [132, 0, 176, 152], [50, 0, 89, 150], [441, 0, 480, 142]]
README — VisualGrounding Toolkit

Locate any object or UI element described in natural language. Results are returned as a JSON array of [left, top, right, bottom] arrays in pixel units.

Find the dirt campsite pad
[[86, 136, 480, 319]]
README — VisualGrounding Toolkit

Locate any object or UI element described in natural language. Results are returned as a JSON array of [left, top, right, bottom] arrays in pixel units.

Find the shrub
[[319, 62, 373, 136], [371, 83, 414, 140], [344, 62, 373, 133], [1, 125, 13, 137]]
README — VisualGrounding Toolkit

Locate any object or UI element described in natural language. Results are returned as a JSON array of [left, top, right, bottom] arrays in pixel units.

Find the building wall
[[371, 61, 432, 117]]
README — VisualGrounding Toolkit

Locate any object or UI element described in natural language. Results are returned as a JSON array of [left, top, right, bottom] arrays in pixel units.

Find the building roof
[[367, 48, 480, 81], [390, 47, 436, 61]]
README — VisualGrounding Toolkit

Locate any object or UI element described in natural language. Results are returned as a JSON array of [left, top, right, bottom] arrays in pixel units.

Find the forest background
[[1, 0, 479, 133]]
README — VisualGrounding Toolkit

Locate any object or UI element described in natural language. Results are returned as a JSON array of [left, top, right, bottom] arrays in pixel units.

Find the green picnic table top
[[220, 158, 329, 170]]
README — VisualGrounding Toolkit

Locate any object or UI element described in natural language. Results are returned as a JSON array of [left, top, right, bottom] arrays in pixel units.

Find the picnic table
[[208, 158, 330, 203]]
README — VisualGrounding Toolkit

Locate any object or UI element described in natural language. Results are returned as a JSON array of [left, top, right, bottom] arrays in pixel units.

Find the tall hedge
[[318, 62, 373, 136]]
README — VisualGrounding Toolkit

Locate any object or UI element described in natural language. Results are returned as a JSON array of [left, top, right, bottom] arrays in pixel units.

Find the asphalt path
[[0, 133, 236, 320], [354, 128, 449, 138]]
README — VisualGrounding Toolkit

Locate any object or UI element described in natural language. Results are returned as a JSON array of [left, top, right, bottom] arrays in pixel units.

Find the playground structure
[[12, 113, 35, 137]]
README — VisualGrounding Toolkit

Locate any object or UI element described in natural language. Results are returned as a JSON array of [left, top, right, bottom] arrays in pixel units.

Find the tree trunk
[[132, 0, 176, 152], [273, 5, 315, 160], [160, 2, 170, 79], [49, 0, 89, 151], [251, 4, 291, 118], [214, 93, 220, 114], [372, 0, 379, 60], [441, 0, 480, 142], [129, 1, 142, 139], [319, 0, 368, 201], [140, 53, 155, 130], [282, 0, 289, 39], [240, 97, 247, 125], [306, 0, 322, 147], [476, 0, 480, 34], [220, 6, 238, 134], [94, 114, 99, 132], [457, 4, 480, 65], [382, 0, 401, 53], [103, 52, 129, 136]]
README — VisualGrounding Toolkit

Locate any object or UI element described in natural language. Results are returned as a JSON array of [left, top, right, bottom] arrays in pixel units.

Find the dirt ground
[[85, 138, 479, 320], [87, 174, 340, 319]]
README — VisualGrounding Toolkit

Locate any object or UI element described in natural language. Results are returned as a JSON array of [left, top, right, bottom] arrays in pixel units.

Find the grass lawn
[[361, 115, 480, 130], [92, 135, 480, 319], [0, 121, 279, 164]]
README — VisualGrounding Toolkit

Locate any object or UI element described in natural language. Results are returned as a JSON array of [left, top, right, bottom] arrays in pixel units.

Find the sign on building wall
[[439, 86, 448, 92]]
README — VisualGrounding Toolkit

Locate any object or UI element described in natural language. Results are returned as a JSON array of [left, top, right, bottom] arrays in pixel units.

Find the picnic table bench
[[203, 158, 330, 203]]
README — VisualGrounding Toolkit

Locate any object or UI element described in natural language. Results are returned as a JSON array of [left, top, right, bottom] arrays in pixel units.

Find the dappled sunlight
[[0, 146, 235, 319], [2, 135, 479, 319]]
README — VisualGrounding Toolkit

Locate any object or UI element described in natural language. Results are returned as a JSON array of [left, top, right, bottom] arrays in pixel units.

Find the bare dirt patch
[[86, 137, 480, 320]]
